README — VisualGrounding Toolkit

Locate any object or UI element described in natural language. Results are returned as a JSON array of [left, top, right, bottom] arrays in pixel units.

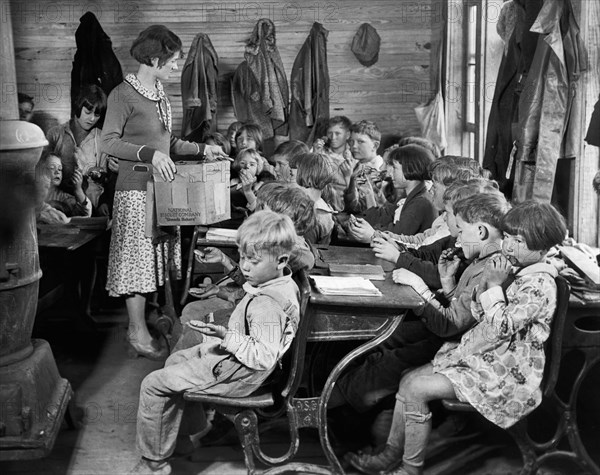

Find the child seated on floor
[[271, 139, 309, 183], [295, 152, 336, 245], [347, 144, 436, 242], [133, 211, 301, 475], [229, 147, 275, 213], [347, 201, 567, 475], [37, 151, 92, 217], [312, 115, 355, 212], [329, 193, 510, 441]]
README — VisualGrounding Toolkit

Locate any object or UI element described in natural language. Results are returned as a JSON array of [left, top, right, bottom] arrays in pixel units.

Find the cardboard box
[[153, 161, 230, 226]]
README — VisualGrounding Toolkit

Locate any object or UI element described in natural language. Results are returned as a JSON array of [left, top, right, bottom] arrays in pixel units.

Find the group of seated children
[[35, 84, 116, 223], [31, 97, 570, 473]]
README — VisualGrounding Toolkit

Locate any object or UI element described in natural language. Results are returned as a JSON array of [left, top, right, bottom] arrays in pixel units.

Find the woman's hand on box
[[152, 151, 176, 182], [204, 144, 232, 162]]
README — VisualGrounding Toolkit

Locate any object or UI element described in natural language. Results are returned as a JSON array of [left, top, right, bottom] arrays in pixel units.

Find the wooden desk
[[295, 245, 423, 474], [37, 224, 107, 317]]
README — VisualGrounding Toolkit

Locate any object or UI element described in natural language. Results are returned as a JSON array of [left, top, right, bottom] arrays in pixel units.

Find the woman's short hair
[[232, 148, 264, 175], [398, 136, 441, 159], [295, 153, 333, 190], [255, 182, 316, 237], [73, 84, 107, 118], [350, 120, 381, 142], [205, 132, 231, 156], [386, 144, 434, 181], [235, 123, 263, 152], [130, 25, 182, 67], [453, 193, 510, 230], [501, 201, 567, 251], [237, 210, 296, 259]]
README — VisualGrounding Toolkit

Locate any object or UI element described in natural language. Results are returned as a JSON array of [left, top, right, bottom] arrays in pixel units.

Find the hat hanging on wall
[[351, 23, 381, 67]]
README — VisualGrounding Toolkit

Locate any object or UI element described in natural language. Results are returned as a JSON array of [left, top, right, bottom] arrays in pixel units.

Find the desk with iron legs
[[294, 246, 423, 474]]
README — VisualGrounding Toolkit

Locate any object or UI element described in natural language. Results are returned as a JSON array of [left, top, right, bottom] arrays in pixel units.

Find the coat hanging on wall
[[180, 33, 219, 143], [512, 0, 587, 203], [289, 22, 330, 144], [232, 18, 289, 139], [71, 12, 122, 126]]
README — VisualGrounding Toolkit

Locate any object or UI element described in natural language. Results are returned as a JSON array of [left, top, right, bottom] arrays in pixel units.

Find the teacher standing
[[101, 25, 227, 359]]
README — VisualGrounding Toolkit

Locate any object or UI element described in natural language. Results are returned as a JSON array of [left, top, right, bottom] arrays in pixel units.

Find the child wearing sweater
[[348, 201, 567, 475]]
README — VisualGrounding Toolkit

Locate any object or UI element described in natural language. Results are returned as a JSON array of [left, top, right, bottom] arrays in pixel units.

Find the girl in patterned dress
[[348, 201, 567, 475], [101, 25, 227, 360]]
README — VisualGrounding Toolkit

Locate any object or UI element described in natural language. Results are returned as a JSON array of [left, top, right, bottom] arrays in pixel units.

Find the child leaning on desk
[[347, 201, 568, 475], [133, 211, 300, 475], [330, 193, 510, 437]]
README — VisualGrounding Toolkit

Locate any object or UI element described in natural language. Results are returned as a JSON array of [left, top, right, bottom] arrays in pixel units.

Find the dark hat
[[351, 23, 381, 67]]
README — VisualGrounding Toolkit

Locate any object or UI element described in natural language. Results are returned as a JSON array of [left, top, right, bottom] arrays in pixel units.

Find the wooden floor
[[0, 296, 595, 475]]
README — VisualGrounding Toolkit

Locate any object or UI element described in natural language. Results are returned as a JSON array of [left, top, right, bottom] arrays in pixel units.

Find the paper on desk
[[205, 228, 238, 243], [311, 276, 382, 297]]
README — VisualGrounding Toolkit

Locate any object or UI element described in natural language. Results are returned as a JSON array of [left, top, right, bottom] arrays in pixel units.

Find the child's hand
[[372, 236, 401, 263], [438, 248, 462, 279], [73, 147, 85, 167], [195, 247, 226, 265], [483, 254, 512, 288], [312, 137, 327, 153], [188, 283, 219, 299], [347, 216, 375, 243], [187, 320, 226, 339], [72, 168, 84, 190], [239, 169, 257, 193], [392, 268, 429, 296]]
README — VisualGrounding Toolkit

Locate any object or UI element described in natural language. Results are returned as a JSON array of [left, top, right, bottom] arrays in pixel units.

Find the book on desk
[[310, 275, 383, 297], [328, 263, 385, 281]]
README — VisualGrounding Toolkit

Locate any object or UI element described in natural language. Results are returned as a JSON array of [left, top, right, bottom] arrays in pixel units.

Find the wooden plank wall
[[10, 0, 441, 139]]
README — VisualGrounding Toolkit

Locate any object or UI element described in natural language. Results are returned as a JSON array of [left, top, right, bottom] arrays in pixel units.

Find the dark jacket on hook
[[181, 33, 219, 143], [232, 19, 289, 138], [512, 0, 587, 203], [289, 22, 330, 145], [71, 12, 123, 126]]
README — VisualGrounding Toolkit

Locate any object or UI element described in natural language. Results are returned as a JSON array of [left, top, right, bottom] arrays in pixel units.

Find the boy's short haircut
[[273, 140, 309, 163], [430, 156, 461, 185], [453, 193, 510, 230], [237, 210, 296, 259], [328, 115, 352, 131], [205, 132, 231, 155], [235, 123, 263, 151], [443, 178, 501, 207], [501, 201, 567, 251], [73, 84, 107, 118], [255, 182, 316, 237], [295, 152, 333, 190], [350, 120, 381, 142], [386, 145, 434, 181], [232, 148, 264, 174], [398, 136, 441, 159]]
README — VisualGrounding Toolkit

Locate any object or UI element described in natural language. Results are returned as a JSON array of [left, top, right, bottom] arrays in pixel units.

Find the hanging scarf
[[124, 73, 172, 133]]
